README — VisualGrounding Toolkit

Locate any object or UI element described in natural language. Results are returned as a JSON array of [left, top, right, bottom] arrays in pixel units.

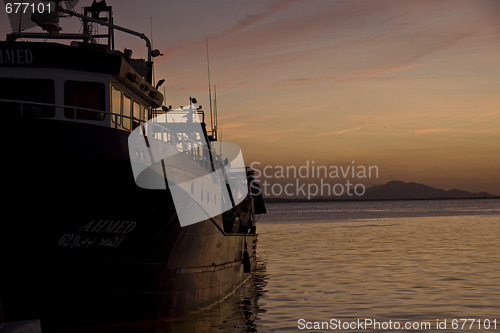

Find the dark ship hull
[[0, 3, 265, 328], [1, 116, 258, 329]]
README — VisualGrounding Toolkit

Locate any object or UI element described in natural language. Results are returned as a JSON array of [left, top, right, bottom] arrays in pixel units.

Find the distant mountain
[[361, 180, 496, 200]]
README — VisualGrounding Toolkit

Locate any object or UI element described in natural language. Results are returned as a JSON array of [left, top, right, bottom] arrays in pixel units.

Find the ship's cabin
[[0, 61, 159, 133], [1, 0, 163, 134]]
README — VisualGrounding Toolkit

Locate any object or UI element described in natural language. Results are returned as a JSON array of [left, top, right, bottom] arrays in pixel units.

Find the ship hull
[[1, 117, 257, 329]]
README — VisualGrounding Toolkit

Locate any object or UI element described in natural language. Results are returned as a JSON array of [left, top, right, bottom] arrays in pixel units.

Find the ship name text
[[0, 48, 33, 65], [79, 219, 137, 234]]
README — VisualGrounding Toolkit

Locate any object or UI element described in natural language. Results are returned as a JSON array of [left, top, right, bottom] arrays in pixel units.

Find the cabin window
[[140, 107, 150, 135], [133, 101, 141, 120], [0, 78, 55, 118], [64, 81, 105, 120], [111, 85, 122, 127], [132, 100, 141, 129], [122, 95, 131, 130]]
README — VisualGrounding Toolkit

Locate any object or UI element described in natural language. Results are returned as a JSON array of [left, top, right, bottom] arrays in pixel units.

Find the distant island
[[263, 180, 498, 202], [360, 180, 497, 200]]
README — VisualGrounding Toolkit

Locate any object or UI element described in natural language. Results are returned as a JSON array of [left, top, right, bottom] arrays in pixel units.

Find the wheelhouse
[[0, 41, 162, 133]]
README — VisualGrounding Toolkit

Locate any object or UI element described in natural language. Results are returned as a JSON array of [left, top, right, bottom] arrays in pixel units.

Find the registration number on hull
[[57, 219, 137, 249]]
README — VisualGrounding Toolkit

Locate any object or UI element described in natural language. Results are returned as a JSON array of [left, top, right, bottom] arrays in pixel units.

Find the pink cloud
[[221, 122, 246, 129], [316, 125, 372, 137], [223, 0, 300, 37], [414, 128, 454, 135]]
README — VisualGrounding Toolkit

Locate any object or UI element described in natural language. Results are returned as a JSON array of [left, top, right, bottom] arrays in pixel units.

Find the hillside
[[361, 180, 496, 200]]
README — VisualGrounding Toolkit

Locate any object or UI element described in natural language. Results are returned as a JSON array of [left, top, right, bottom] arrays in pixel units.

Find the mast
[[214, 84, 219, 141], [56, 2, 158, 83], [83, 0, 114, 50], [206, 37, 214, 134]]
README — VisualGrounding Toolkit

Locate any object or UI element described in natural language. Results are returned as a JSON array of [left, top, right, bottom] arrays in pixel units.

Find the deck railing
[[1, 97, 217, 166]]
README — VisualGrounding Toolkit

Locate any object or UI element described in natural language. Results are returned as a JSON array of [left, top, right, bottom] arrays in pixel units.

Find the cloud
[[414, 128, 454, 135], [268, 128, 299, 135], [221, 121, 246, 129], [161, 0, 299, 57], [223, 0, 300, 37], [278, 63, 422, 90], [472, 110, 500, 122], [413, 128, 498, 137], [316, 125, 372, 137]]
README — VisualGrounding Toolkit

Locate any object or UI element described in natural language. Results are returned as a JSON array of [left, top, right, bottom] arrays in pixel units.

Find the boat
[[0, 0, 266, 330]]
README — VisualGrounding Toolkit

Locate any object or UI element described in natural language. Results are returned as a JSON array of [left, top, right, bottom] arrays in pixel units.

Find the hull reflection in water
[[48, 257, 268, 333]]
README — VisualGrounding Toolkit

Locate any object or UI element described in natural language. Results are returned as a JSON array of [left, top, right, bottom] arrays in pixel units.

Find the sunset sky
[[2, 0, 499, 195]]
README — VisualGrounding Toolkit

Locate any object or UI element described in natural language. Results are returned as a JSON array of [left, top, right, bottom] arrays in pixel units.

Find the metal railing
[[1, 98, 109, 123], [1, 97, 215, 165], [2, 97, 250, 216]]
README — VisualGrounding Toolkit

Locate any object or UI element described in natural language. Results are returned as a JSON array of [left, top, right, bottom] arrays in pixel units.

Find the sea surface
[[164, 199, 500, 332]]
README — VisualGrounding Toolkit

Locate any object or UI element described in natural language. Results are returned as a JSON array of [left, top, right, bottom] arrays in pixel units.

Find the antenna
[[163, 86, 166, 107], [206, 37, 214, 133], [214, 84, 219, 141], [150, 16, 155, 84], [17, 11, 22, 32]]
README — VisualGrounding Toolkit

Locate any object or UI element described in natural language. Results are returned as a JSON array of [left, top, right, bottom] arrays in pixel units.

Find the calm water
[[161, 199, 500, 332]]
